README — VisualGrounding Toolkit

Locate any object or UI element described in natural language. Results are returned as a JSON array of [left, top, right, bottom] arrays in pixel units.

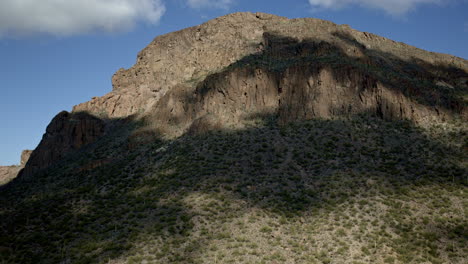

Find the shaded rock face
[[21, 111, 106, 177], [148, 67, 442, 137], [146, 33, 466, 137]]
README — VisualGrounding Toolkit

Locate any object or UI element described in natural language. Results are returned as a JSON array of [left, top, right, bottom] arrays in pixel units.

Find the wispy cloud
[[0, 0, 165, 37], [308, 0, 443, 15], [187, 0, 234, 10]]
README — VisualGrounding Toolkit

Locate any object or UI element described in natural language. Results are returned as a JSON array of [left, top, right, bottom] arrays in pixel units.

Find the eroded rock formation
[[21, 111, 106, 177], [21, 12, 468, 176], [145, 31, 466, 136], [72, 12, 467, 123], [73, 12, 281, 118]]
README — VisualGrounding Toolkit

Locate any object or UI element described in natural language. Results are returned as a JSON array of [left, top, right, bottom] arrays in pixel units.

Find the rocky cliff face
[[0, 166, 22, 185], [0, 150, 32, 184], [22, 12, 468, 176], [73, 12, 281, 118], [146, 31, 467, 136], [73, 12, 467, 122], [20, 111, 106, 177], [20, 150, 32, 166]]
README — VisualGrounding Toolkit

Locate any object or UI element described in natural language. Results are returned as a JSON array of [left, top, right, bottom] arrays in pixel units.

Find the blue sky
[[0, 0, 467, 165]]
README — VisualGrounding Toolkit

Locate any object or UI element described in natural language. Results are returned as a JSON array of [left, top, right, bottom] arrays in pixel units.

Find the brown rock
[[0, 165, 21, 185], [72, 12, 286, 118], [20, 150, 32, 166], [25, 12, 467, 174], [71, 12, 466, 128], [144, 31, 465, 137], [21, 111, 106, 177], [0, 149, 33, 184]]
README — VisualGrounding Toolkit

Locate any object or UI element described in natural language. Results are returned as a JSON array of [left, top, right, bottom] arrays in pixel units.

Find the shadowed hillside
[[1, 113, 466, 263]]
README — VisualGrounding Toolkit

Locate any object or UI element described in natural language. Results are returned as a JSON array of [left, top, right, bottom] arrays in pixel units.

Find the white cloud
[[187, 0, 233, 9], [0, 0, 166, 37], [308, 0, 442, 15]]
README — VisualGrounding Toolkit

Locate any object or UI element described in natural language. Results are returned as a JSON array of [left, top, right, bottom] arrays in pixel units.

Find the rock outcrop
[[22, 12, 468, 176], [72, 12, 467, 123], [145, 31, 467, 136], [20, 150, 32, 166], [0, 166, 21, 185], [0, 150, 32, 184], [21, 111, 106, 177], [73, 12, 282, 118]]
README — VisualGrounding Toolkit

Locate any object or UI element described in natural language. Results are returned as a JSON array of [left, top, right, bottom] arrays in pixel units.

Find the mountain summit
[[1, 13, 467, 264], [75, 12, 466, 122]]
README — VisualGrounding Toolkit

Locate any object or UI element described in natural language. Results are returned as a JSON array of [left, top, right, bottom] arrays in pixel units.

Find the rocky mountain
[[73, 12, 466, 123], [1, 12, 467, 264], [18, 12, 466, 178]]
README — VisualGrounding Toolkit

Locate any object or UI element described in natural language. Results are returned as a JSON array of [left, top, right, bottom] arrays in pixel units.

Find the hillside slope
[[1, 12, 467, 264], [1, 115, 466, 263]]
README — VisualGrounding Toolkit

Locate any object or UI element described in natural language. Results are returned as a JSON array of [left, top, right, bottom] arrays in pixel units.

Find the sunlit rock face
[[23, 12, 467, 176], [72, 12, 467, 123], [0, 150, 32, 184]]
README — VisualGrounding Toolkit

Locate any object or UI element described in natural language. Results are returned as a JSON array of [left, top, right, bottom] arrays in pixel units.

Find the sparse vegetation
[[1, 114, 466, 263]]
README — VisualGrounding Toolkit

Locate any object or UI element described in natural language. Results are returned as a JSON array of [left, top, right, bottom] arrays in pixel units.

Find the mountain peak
[[73, 12, 467, 121]]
